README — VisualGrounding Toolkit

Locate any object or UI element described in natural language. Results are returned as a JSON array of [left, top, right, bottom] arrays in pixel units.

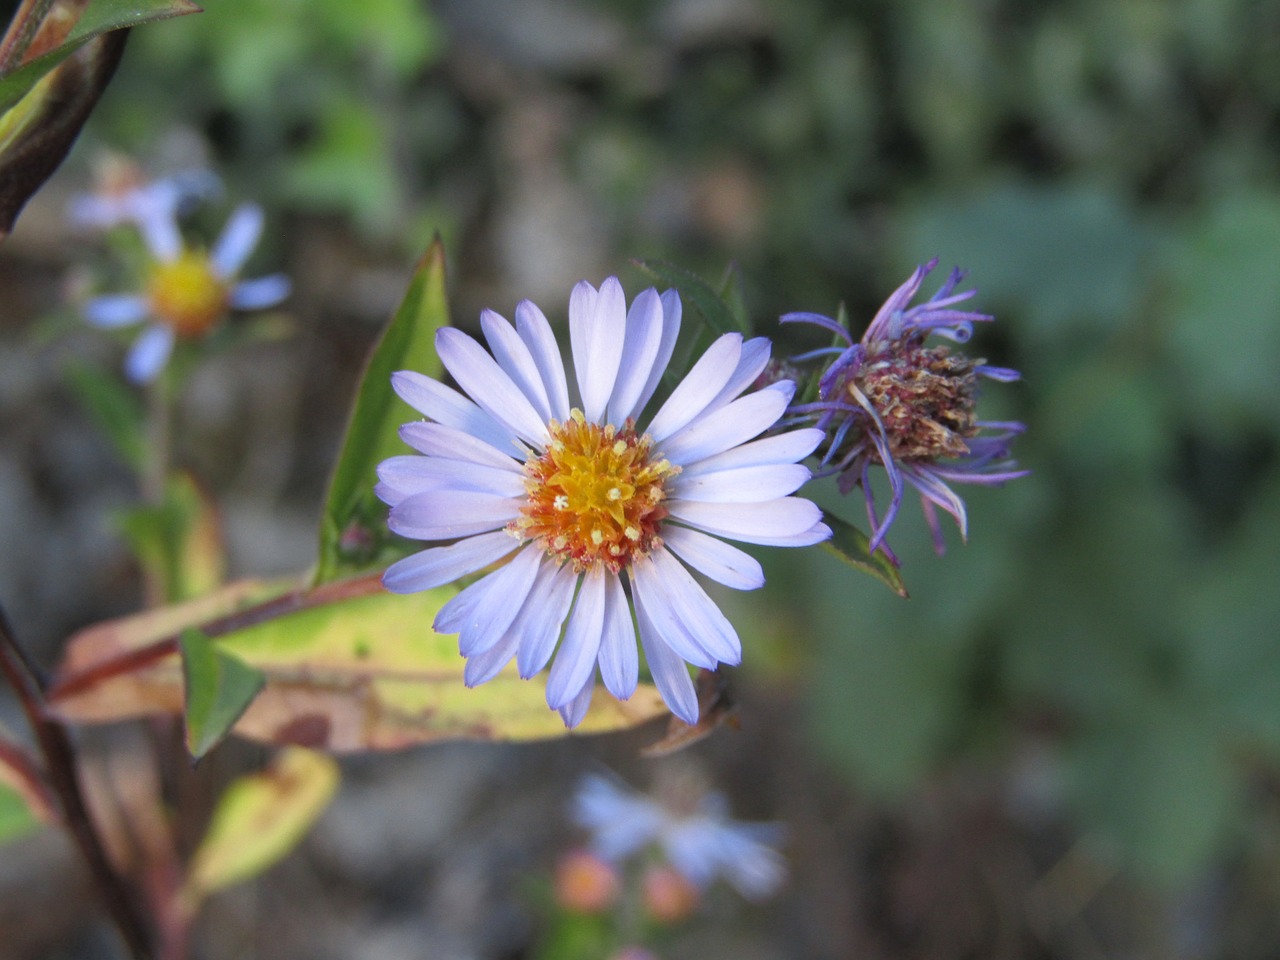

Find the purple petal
[[436, 546, 543, 655], [437, 328, 550, 447], [211, 203, 264, 278], [680, 429, 824, 476], [558, 675, 596, 728], [546, 565, 607, 708], [597, 572, 638, 700], [376, 454, 525, 501], [570, 277, 627, 423], [381, 530, 518, 593], [606, 287, 665, 425], [644, 548, 741, 665], [463, 624, 523, 686], [780, 311, 850, 343], [629, 289, 683, 420], [661, 526, 764, 590], [645, 333, 743, 442], [698, 337, 772, 419], [124, 325, 175, 384], [388, 490, 522, 541]]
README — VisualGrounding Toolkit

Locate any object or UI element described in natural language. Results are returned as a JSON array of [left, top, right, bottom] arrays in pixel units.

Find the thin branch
[[0, 604, 155, 960]]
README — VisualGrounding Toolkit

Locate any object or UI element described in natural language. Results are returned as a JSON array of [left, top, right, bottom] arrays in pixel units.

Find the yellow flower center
[[509, 410, 680, 575], [146, 251, 229, 337]]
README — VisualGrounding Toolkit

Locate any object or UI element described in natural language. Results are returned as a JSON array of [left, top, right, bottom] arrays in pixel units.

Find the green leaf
[[116, 471, 225, 605], [181, 628, 266, 760], [631, 258, 749, 337], [314, 237, 449, 584], [820, 511, 908, 597], [717, 261, 750, 332], [0, 783, 42, 845], [0, 0, 201, 113], [185, 747, 338, 901], [64, 359, 146, 470]]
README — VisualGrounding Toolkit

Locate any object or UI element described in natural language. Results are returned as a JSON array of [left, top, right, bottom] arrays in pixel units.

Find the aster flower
[[378, 276, 830, 727], [783, 259, 1027, 563], [571, 771, 786, 901], [81, 203, 291, 384]]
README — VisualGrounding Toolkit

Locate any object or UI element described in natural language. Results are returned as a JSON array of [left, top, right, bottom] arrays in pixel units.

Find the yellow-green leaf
[[181, 629, 265, 760], [116, 470, 225, 606], [314, 237, 449, 584], [184, 747, 338, 902]]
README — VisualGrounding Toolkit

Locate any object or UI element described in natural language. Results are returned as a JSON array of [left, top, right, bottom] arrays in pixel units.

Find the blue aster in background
[[784, 259, 1026, 564], [571, 770, 787, 901], [378, 276, 830, 727], [81, 203, 291, 384]]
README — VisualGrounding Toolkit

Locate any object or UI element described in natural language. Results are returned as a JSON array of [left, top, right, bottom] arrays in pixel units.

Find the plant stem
[[0, 604, 155, 960]]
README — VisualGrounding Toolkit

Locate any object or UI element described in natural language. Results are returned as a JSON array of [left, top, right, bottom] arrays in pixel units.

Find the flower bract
[[379, 276, 830, 727]]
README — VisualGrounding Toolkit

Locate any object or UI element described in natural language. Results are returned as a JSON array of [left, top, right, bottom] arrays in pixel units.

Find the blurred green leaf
[[64, 359, 146, 470], [315, 237, 449, 585], [0, 739, 53, 846], [1067, 699, 1237, 887], [116, 471, 224, 605], [181, 628, 265, 760], [632, 259, 749, 337], [185, 746, 338, 901], [1163, 190, 1280, 426], [820, 510, 908, 597]]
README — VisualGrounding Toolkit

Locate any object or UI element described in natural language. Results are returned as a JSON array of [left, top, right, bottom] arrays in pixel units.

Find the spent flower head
[[571, 769, 787, 901], [784, 259, 1026, 563], [81, 203, 291, 384], [378, 276, 830, 727]]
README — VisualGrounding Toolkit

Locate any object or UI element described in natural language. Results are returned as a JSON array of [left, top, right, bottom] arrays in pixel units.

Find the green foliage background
[[75, 0, 1280, 887]]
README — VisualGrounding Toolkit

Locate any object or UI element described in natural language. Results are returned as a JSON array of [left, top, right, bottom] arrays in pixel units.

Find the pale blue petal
[[140, 213, 182, 262], [398, 421, 522, 471], [391, 372, 513, 453], [546, 565, 606, 709], [696, 336, 772, 421], [229, 274, 290, 310], [437, 328, 550, 447], [667, 497, 823, 545], [124, 325, 175, 384], [570, 277, 626, 423], [376, 454, 525, 500], [517, 562, 579, 678], [388, 490, 521, 540], [679, 429, 823, 476], [597, 572, 638, 700], [515, 299, 570, 421], [435, 545, 542, 655], [211, 203, 263, 278], [660, 383, 792, 466], [634, 586, 700, 725], [661, 526, 764, 591], [463, 624, 523, 686], [645, 334, 742, 442], [381, 530, 518, 593], [84, 295, 148, 328], [482, 308, 552, 422], [629, 288, 683, 420], [629, 555, 719, 670], [558, 675, 597, 728], [606, 287, 664, 425], [573, 775, 664, 857], [646, 548, 741, 664], [670, 463, 811, 503]]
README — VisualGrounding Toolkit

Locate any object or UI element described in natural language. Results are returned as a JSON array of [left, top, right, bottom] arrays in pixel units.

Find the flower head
[[784, 259, 1026, 563], [379, 276, 830, 727], [571, 770, 787, 901], [67, 153, 220, 237], [81, 203, 291, 383]]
